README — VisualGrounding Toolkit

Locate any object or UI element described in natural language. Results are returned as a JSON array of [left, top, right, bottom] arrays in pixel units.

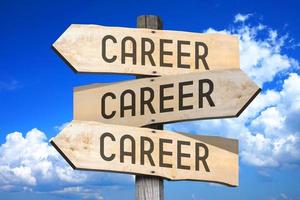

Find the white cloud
[[52, 186, 104, 200], [0, 79, 21, 91], [280, 193, 289, 200], [241, 73, 300, 167], [0, 129, 57, 187], [237, 24, 297, 86], [54, 122, 70, 131], [167, 16, 300, 168], [0, 128, 133, 195], [55, 166, 87, 183], [251, 107, 285, 134], [234, 13, 252, 23], [270, 192, 294, 200]]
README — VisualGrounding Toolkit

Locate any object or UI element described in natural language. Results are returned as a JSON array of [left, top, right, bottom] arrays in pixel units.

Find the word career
[[100, 79, 215, 119], [74, 69, 260, 127], [53, 24, 240, 75]]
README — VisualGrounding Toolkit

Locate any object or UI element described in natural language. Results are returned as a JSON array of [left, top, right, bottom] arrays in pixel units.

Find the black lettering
[[159, 138, 173, 168], [177, 140, 191, 170], [195, 42, 209, 70], [141, 38, 156, 66], [99, 132, 116, 161], [120, 89, 136, 117], [160, 84, 174, 113], [179, 81, 193, 111], [195, 143, 210, 172], [177, 40, 191, 68], [160, 39, 173, 67], [120, 135, 136, 164], [141, 87, 155, 115], [101, 92, 116, 119], [141, 136, 155, 166], [102, 35, 117, 63], [199, 79, 215, 108], [121, 36, 137, 65]]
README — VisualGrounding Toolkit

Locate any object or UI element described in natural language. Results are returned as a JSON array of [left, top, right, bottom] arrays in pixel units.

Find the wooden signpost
[[51, 15, 261, 200], [53, 24, 240, 76], [135, 16, 164, 200], [73, 69, 260, 127], [51, 120, 238, 186]]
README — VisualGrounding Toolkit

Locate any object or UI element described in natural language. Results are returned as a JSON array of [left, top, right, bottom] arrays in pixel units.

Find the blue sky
[[1, 0, 300, 200]]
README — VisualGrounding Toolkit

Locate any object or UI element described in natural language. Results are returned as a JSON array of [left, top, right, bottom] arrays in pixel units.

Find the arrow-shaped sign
[[74, 69, 260, 127], [53, 24, 240, 76], [51, 120, 238, 186]]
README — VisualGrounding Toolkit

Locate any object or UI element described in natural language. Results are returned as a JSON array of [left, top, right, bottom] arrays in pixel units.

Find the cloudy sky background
[[1, 0, 300, 199]]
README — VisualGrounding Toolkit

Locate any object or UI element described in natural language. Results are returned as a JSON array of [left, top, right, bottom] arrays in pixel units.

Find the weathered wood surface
[[136, 15, 164, 200], [53, 24, 240, 76], [74, 69, 260, 127], [51, 120, 239, 186], [136, 175, 164, 200]]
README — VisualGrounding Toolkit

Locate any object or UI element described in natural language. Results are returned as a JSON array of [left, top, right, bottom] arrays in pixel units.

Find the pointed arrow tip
[[236, 87, 261, 117], [51, 45, 79, 74], [50, 140, 77, 170]]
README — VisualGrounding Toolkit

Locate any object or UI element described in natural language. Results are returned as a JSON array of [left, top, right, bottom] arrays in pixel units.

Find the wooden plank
[[73, 69, 260, 127], [136, 15, 164, 200], [51, 120, 239, 186], [52, 24, 240, 76]]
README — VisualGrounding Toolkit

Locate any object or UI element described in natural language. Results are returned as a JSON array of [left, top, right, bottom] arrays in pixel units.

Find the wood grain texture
[[136, 175, 164, 200], [137, 15, 163, 30], [51, 120, 239, 186], [136, 15, 164, 200], [73, 69, 260, 127], [52, 24, 240, 76]]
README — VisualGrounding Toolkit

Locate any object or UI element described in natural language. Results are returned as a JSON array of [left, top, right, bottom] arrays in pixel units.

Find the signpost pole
[[136, 15, 164, 200]]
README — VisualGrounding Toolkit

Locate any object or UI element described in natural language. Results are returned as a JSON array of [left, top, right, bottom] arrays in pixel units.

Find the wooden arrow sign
[[74, 69, 260, 127], [53, 24, 240, 76], [51, 120, 238, 186]]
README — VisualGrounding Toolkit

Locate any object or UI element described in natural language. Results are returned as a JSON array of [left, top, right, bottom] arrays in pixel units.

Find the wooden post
[[136, 15, 164, 200]]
